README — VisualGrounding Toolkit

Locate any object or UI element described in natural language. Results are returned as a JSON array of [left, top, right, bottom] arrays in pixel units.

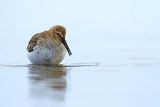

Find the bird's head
[[49, 25, 72, 56]]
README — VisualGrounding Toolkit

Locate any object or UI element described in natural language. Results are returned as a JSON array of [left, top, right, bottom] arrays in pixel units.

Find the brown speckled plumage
[[27, 25, 72, 64], [27, 31, 49, 52]]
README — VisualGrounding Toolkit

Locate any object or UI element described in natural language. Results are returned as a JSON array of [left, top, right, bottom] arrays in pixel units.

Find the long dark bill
[[62, 39, 72, 56]]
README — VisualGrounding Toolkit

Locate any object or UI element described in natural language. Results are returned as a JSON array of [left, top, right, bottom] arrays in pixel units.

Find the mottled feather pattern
[[27, 31, 48, 52], [27, 25, 71, 64]]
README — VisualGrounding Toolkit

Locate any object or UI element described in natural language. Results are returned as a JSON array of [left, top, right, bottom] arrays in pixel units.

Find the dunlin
[[27, 25, 72, 65]]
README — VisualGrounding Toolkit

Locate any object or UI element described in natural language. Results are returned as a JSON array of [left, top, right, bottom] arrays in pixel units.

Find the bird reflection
[[28, 65, 68, 101]]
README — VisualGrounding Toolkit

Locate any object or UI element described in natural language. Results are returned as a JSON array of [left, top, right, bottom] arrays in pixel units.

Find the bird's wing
[[27, 31, 48, 52]]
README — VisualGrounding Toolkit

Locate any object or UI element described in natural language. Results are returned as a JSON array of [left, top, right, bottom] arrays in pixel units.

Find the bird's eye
[[56, 32, 60, 36]]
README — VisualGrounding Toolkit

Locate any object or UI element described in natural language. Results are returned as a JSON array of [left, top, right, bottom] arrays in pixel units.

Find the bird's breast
[[28, 39, 66, 64]]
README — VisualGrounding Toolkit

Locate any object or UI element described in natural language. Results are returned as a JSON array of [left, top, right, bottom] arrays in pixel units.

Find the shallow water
[[0, 61, 160, 107], [0, 0, 160, 107]]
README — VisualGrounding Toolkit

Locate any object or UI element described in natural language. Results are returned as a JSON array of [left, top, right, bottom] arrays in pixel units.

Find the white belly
[[27, 40, 66, 64]]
